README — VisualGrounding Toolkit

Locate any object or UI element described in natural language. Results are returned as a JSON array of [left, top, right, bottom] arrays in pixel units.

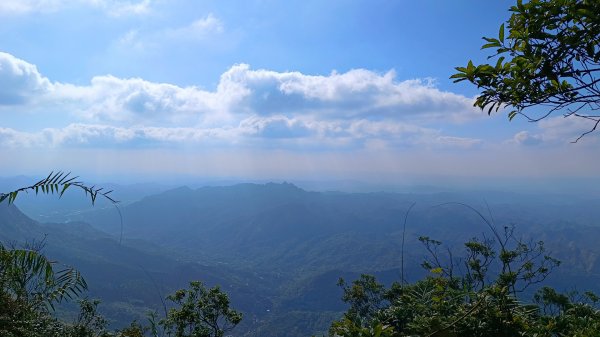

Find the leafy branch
[[451, 0, 600, 140], [0, 171, 118, 206], [1, 243, 88, 311]]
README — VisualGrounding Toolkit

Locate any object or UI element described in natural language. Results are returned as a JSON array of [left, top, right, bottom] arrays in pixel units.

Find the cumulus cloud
[[53, 75, 225, 124], [1, 53, 479, 126], [219, 65, 480, 122], [0, 51, 487, 150], [0, 52, 51, 105]]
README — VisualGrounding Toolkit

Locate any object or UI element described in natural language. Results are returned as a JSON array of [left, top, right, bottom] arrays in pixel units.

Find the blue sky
[[0, 0, 598, 188]]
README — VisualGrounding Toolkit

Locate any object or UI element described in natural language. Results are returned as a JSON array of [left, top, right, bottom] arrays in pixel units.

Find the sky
[[0, 0, 598, 190]]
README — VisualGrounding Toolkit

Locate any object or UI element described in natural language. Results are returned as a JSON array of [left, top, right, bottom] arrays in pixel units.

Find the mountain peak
[[193, 182, 306, 195], [265, 181, 304, 191]]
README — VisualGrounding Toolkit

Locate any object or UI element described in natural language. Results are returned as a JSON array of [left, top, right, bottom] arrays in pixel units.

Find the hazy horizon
[[3, 173, 600, 198]]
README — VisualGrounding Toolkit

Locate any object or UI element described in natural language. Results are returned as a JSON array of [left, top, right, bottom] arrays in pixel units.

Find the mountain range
[[3, 181, 600, 336]]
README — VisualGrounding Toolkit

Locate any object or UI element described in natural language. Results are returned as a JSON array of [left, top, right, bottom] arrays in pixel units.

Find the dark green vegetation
[[452, 0, 600, 140], [0, 208, 244, 337], [0, 174, 245, 337], [160, 281, 242, 337], [332, 274, 600, 336], [331, 231, 600, 336], [0, 236, 243, 337], [3, 178, 600, 336]]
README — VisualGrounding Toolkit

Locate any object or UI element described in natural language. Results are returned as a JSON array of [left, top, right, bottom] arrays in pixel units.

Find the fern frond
[[0, 171, 118, 206]]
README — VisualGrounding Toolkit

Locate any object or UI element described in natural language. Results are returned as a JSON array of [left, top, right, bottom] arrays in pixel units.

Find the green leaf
[[467, 60, 474, 71], [482, 41, 501, 49], [431, 267, 443, 274], [495, 56, 506, 70], [59, 183, 70, 198], [508, 111, 518, 121], [499, 23, 505, 43], [488, 103, 496, 115]]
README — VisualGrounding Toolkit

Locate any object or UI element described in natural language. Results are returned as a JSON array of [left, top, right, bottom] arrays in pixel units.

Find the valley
[[2, 180, 600, 336]]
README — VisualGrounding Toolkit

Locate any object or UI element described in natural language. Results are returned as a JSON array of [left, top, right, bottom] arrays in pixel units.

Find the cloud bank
[[2, 52, 598, 180], [0, 52, 485, 150]]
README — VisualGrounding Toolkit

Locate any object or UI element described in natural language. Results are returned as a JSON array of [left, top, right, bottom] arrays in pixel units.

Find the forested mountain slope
[[5, 183, 600, 336], [76, 183, 600, 281], [0, 203, 272, 333]]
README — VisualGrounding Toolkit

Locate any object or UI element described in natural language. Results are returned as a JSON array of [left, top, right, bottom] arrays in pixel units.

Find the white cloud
[[0, 124, 242, 148], [510, 131, 543, 146], [0, 57, 477, 128], [114, 14, 225, 51], [238, 116, 314, 139], [0, 119, 483, 151], [166, 14, 224, 39], [116, 30, 145, 51], [508, 116, 600, 147], [0, 127, 37, 147], [538, 116, 600, 144], [0, 52, 52, 105], [434, 136, 482, 148], [218, 65, 480, 122], [96, 0, 152, 17], [0, 51, 486, 150], [0, 0, 62, 14], [0, 0, 153, 16], [53, 75, 225, 125], [346, 119, 432, 138]]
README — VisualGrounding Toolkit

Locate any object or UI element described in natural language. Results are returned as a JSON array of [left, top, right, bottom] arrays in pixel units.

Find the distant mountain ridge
[[76, 183, 422, 271]]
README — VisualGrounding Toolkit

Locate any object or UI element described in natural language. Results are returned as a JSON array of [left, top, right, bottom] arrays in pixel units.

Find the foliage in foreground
[[154, 281, 243, 337], [0, 247, 243, 337], [330, 227, 600, 337], [0, 175, 242, 337], [452, 0, 600, 140]]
